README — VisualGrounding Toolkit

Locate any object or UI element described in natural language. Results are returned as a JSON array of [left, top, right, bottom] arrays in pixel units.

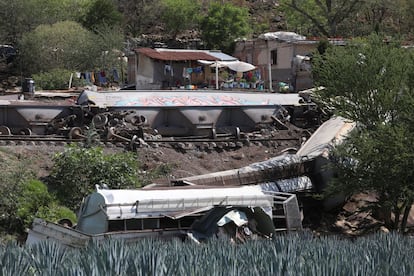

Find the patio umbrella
[[221, 61, 256, 73], [198, 60, 256, 89]]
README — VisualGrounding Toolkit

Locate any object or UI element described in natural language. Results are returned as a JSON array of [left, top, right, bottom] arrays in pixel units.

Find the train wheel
[[235, 127, 241, 140], [92, 114, 108, 128], [0, 126, 11, 135], [211, 128, 217, 139], [69, 127, 84, 139], [19, 128, 32, 135]]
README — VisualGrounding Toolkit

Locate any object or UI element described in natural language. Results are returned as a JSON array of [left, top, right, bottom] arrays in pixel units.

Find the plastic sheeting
[[258, 31, 306, 42]]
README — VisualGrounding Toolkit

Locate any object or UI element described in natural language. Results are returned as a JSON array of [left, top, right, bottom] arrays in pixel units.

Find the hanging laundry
[[98, 70, 107, 85], [112, 68, 119, 82], [245, 71, 253, 81], [255, 70, 261, 80], [164, 65, 174, 76], [84, 72, 91, 84], [193, 67, 202, 74], [183, 67, 191, 79]]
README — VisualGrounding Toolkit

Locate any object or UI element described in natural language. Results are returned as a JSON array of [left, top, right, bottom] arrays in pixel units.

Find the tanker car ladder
[[264, 191, 303, 232]]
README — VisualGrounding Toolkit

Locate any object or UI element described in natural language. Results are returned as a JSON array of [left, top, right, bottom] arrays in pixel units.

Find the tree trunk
[[393, 203, 401, 230], [400, 201, 413, 233]]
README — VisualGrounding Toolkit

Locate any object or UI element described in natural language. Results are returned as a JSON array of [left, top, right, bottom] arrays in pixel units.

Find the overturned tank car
[[26, 185, 302, 247]]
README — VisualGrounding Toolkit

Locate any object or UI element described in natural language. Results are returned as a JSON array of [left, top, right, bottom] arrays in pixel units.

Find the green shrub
[[46, 144, 144, 211], [16, 180, 53, 229], [36, 204, 77, 225], [33, 69, 87, 90], [15, 179, 76, 230], [0, 159, 35, 235]]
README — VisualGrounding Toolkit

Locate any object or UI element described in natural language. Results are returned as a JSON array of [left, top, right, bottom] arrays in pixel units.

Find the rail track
[[0, 89, 320, 151], [0, 126, 306, 152]]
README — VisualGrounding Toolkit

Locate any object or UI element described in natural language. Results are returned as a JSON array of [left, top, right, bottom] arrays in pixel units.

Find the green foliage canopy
[[80, 0, 123, 32], [0, 0, 89, 45], [312, 35, 414, 231], [33, 69, 87, 90], [200, 2, 251, 53], [279, 0, 364, 37], [0, 153, 74, 236], [117, 0, 163, 37], [160, 0, 201, 39], [18, 20, 124, 75], [46, 144, 144, 211], [280, 0, 414, 38], [0, 159, 35, 234], [16, 180, 76, 230], [18, 21, 96, 74], [313, 35, 413, 128]]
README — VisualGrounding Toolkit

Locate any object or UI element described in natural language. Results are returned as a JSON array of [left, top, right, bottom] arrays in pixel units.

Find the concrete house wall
[[233, 33, 318, 92]]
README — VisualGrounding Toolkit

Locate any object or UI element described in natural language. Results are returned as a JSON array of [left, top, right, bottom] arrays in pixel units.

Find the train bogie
[[0, 90, 320, 147]]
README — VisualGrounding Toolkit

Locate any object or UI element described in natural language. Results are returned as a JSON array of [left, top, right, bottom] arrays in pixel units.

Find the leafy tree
[[18, 21, 97, 74], [18, 20, 124, 76], [313, 35, 411, 128], [117, 0, 163, 37], [46, 144, 145, 211], [0, 0, 89, 45], [312, 35, 414, 232], [200, 2, 251, 53], [279, 0, 365, 37], [160, 0, 201, 39], [329, 124, 414, 232], [80, 0, 123, 32]]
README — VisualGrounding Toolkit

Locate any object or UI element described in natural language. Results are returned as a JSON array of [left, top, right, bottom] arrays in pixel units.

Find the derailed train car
[[26, 185, 303, 247], [0, 90, 320, 143], [173, 116, 356, 211], [26, 116, 354, 247]]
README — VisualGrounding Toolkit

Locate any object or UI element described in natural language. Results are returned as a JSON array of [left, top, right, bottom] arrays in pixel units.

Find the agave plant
[[1, 232, 413, 275]]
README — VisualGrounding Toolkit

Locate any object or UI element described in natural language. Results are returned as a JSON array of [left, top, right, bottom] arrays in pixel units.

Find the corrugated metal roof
[[136, 48, 220, 61], [207, 51, 237, 61]]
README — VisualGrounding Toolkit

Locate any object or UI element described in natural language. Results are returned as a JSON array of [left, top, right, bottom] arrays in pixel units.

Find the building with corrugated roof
[[127, 48, 238, 90]]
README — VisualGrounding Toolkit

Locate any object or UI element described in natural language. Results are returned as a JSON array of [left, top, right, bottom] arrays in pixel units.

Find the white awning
[[198, 60, 257, 89], [198, 60, 256, 72]]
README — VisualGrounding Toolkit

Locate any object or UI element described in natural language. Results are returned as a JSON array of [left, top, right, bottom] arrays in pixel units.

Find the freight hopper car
[[0, 90, 320, 144], [0, 97, 76, 136], [74, 90, 320, 144]]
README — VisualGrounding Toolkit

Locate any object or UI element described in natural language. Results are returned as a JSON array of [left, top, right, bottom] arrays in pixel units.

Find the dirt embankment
[[3, 143, 407, 237], [0, 141, 291, 182]]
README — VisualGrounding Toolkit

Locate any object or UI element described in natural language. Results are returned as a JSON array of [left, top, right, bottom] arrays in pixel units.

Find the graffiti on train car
[[116, 95, 272, 107], [0, 90, 323, 150]]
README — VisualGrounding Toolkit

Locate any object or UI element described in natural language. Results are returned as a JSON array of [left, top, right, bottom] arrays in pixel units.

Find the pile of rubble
[[0, 75, 19, 94]]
